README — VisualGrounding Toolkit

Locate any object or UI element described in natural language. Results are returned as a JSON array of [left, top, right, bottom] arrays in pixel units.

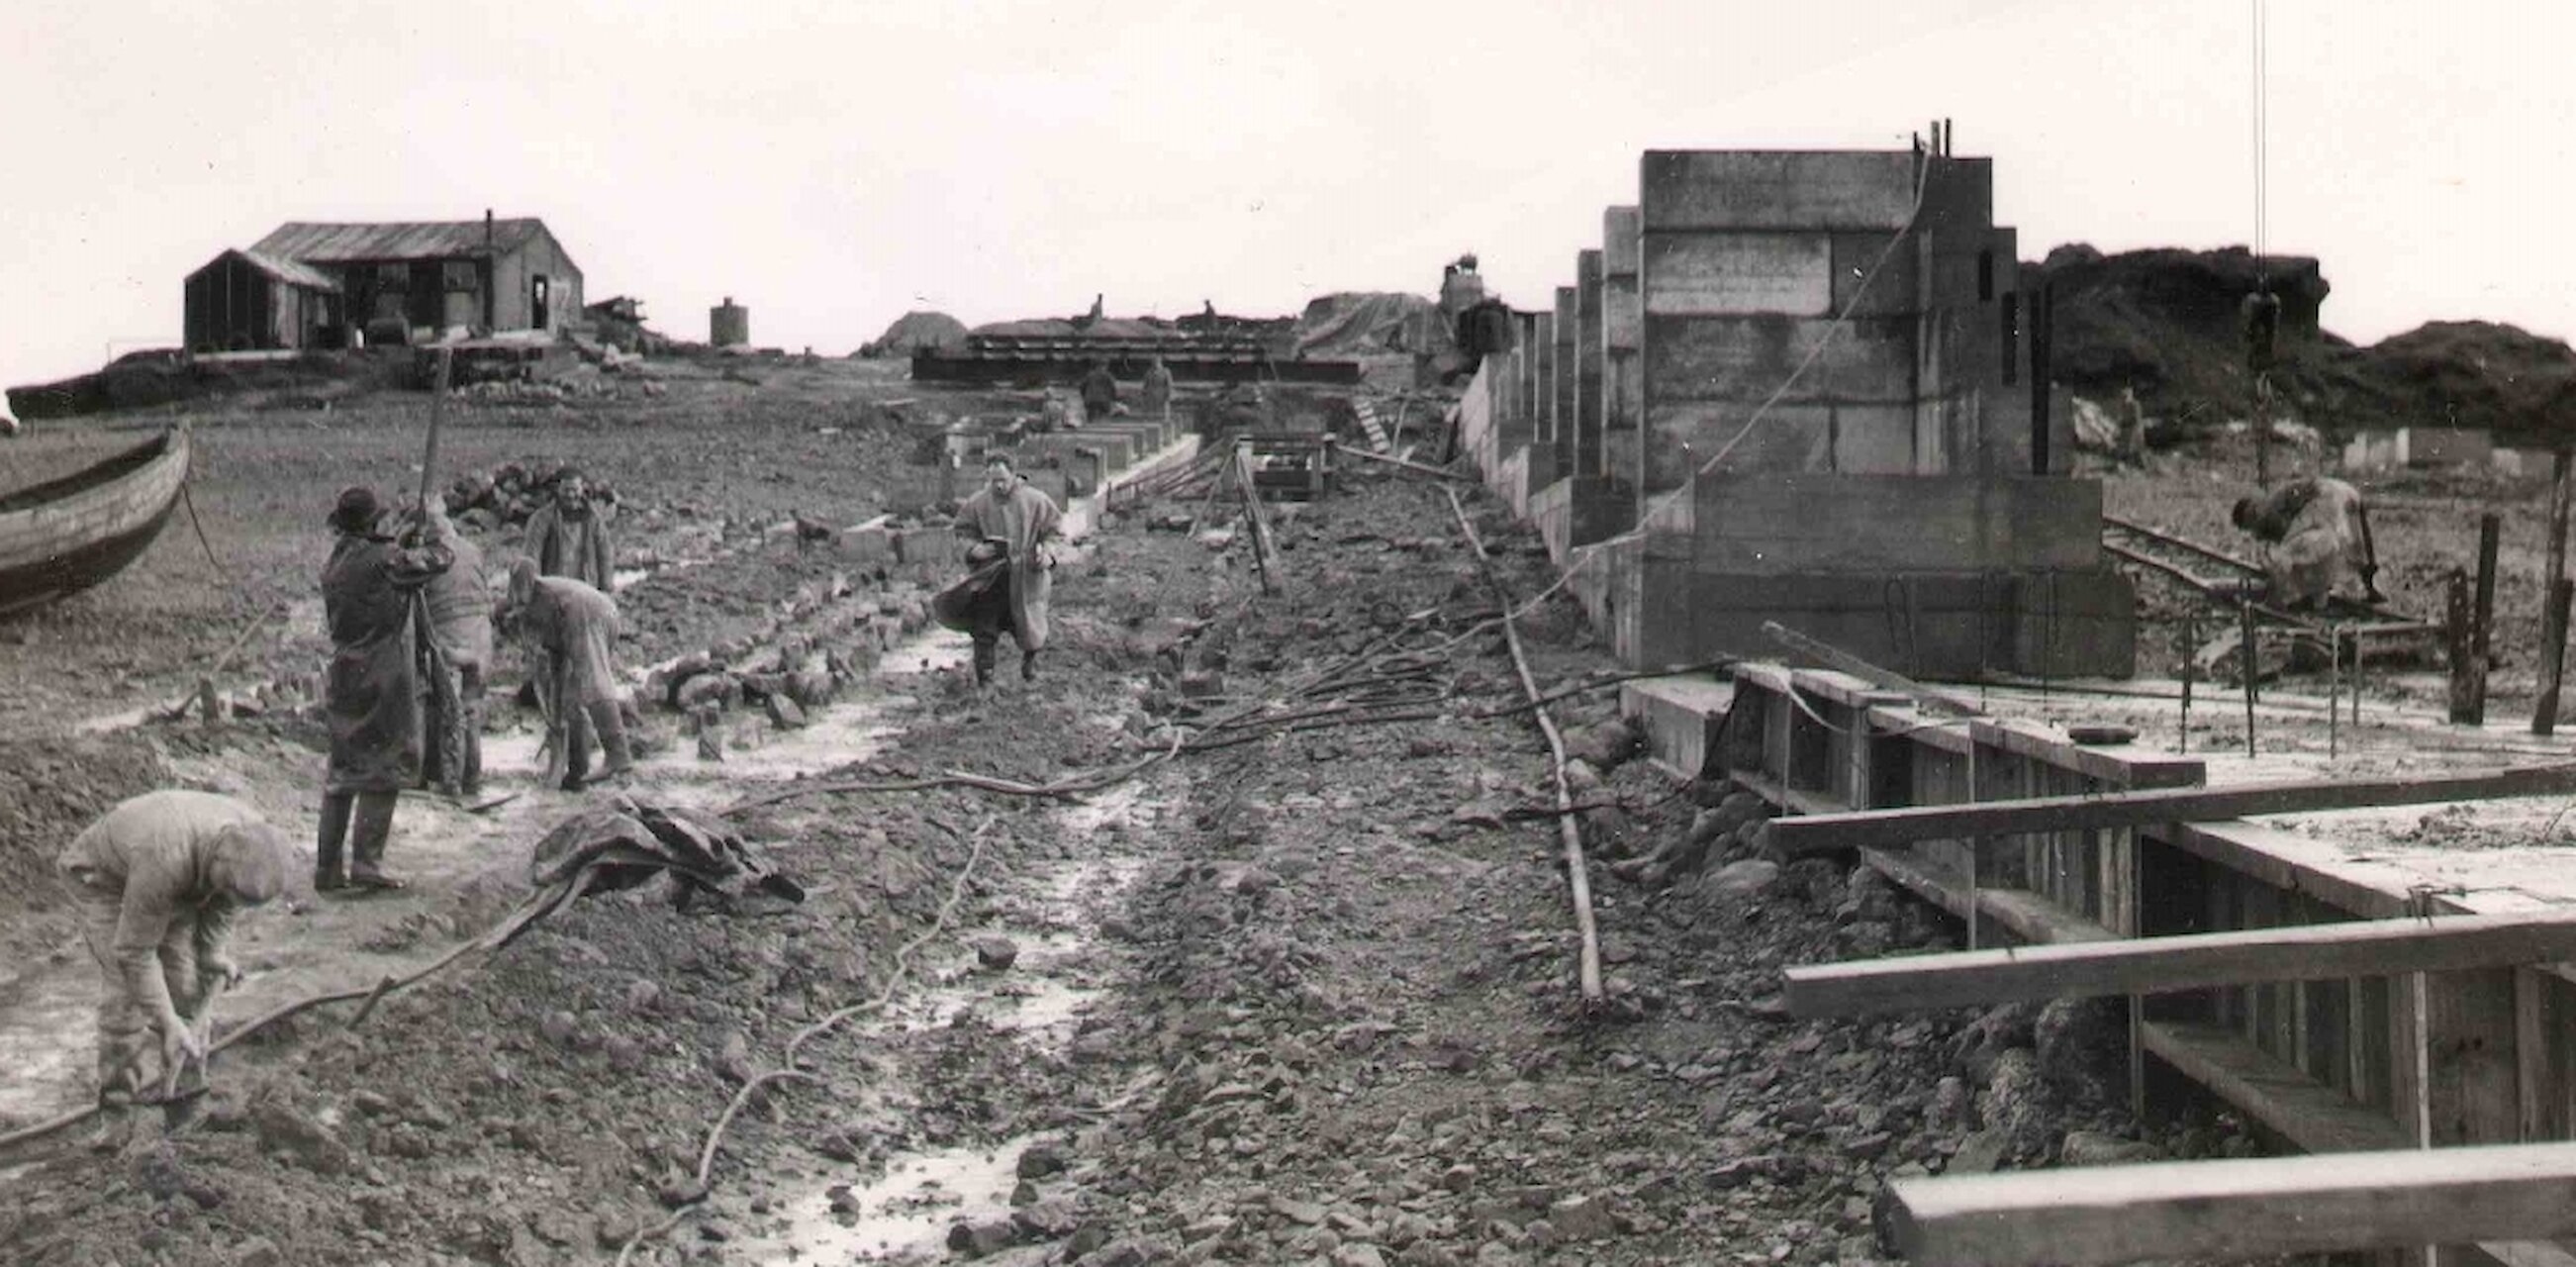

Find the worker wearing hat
[[318, 486, 450, 892]]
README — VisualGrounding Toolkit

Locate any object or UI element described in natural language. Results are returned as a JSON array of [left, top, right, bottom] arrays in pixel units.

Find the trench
[[725, 788, 1158, 1264]]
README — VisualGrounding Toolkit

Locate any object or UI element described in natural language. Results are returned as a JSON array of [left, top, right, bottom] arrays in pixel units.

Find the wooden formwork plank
[[1783, 912, 2576, 1019], [1886, 1139, 2576, 1267], [1765, 764, 2576, 855], [2430, 966, 2525, 1149], [2144, 1021, 2414, 1154], [1856, 846, 2120, 948]]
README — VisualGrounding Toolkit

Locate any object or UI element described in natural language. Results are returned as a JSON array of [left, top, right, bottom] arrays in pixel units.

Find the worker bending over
[[2231, 475, 2383, 610], [57, 790, 293, 1103], [503, 558, 635, 790]]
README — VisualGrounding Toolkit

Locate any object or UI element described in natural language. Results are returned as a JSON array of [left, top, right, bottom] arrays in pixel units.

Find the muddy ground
[[0, 369, 2541, 1266]]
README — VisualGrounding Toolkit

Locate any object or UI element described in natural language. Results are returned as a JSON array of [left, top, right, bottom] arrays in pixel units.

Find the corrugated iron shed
[[250, 219, 548, 262]]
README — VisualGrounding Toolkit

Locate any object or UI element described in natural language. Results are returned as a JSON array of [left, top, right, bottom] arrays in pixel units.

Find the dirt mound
[[1289, 291, 1450, 358], [5, 350, 418, 422], [859, 311, 970, 357], [2035, 244, 2576, 447], [0, 733, 169, 973]]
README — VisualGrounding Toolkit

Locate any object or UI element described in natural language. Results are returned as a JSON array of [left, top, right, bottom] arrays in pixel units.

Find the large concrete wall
[[1462, 146, 2131, 679]]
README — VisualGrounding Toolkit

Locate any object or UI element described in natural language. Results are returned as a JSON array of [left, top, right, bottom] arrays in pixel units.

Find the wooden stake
[[2539, 450, 2575, 735], [2449, 568, 2479, 725], [2241, 597, 2258, 756], [418, 347, 453, 510]]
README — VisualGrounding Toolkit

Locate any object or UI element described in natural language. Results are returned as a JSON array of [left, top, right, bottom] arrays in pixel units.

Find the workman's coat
[[948, 479, 1065, 650], [323, 531, 450, 794], [524, 498, 617, 592], [418, 505, 493, 671], [518, 574, 624, 711], [2247, 477, 2369, 606], [56, 790, 290, 1093]]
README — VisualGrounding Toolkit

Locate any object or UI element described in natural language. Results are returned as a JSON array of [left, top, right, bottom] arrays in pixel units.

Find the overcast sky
[[4, 0, 2570, 396]]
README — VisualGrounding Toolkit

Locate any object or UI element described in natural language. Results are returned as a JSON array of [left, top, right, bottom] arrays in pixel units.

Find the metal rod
[[2242, 597, 2259, 757]]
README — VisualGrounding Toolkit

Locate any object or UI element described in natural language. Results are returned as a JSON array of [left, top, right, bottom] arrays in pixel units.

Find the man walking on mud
[[2231, 475, 2383, 610], [58, 790, 293, 1103], [320, 486, 451, 893], [934, 454, 1064, 693]]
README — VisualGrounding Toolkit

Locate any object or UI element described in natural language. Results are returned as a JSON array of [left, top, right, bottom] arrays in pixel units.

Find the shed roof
[[250, 218, 551, 263], [193, 247, 343, 293], [236, 248, 342, 292]]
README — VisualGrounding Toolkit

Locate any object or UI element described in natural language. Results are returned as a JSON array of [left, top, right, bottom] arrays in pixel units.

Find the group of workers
[[57, 465, 634, 1103], [59, 446, 1084, 1106]]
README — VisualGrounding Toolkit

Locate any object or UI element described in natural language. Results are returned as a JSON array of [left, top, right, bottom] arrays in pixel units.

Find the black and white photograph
[[8, 2, 2576, 1264]]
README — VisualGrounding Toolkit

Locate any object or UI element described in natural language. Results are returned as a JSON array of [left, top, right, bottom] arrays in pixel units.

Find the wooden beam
[[1761, 621, 1984, 718], [1762, 763, 2576, 854], [1784, 910, 2576, 1018], [1887, 1140, 2576, 1266]]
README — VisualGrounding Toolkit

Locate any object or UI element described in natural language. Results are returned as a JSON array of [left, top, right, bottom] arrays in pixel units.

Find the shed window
[[376, 261, 411, 289], [442, 261, 478, 291]]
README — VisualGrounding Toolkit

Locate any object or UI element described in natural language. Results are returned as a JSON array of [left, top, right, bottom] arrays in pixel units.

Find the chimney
[[484, 209, 494, 248]]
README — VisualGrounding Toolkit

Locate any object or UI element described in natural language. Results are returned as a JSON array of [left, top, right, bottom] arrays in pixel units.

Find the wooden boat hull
[[0, 428, 191, 617]]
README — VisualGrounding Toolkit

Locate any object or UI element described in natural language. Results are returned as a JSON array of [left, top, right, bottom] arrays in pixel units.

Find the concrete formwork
[[1576, 248, 1606, 480], [1552, 288, 1577, 472], [1603, 206, 1644, 521], [1625, 666, 2576, 1267]]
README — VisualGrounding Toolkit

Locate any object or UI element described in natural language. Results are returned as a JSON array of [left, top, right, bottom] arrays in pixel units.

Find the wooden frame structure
[[1710, 660, 2576, 1266]]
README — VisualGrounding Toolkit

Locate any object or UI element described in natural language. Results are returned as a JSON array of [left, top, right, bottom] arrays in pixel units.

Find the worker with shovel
[[501, 558, 636, 790], [57, 790, 293, 1105], [934, 453, 1064, 693]]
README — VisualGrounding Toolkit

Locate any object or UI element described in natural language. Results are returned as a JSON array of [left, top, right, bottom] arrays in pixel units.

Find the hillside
[[2032, 244, 2576, 447]]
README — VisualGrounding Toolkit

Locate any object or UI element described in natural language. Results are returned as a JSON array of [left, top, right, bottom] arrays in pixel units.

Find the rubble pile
[[439, 464, 625, 533]]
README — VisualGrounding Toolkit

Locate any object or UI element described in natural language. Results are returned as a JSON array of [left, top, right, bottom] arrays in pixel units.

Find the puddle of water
[[740, 1135, 1036, 1263], [0, 970, 98, 1122]]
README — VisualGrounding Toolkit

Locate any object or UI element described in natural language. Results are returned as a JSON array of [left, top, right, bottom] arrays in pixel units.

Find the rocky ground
[[0, 370, 2456, 1267]]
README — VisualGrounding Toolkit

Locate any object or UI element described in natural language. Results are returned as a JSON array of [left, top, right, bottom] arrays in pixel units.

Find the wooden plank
[[2145, 1020, 2415, 1154], [1786, 911, 2576, 1019], [1856, 845, 2119, 948], [1765, 764, 2576, 854], [1887, 1139, 2576, 1266], [1762, 623, 1984, 717], [1966, 718, 2207, 790]]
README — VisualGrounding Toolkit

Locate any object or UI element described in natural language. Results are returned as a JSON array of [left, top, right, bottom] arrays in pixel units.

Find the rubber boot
[[315, 792, 352, 891], [1020, 647, 1038, 682], [972, 636, 998, 692], [584, 699, 634, 784], [560, 705, 594, 792], [347, 790, 405, 890]]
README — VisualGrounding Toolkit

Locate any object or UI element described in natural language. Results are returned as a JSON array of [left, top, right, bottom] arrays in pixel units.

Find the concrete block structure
[[1454, 141, 2134, 680]]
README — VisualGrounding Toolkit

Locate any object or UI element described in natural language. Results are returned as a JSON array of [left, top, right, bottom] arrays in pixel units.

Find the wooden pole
[[2241, 597, 2258, 756], [1445, 487, 1603, 1007], [417, 347, 453, 511], [2540, 452, 2575, 735], [2449, 568, 2480, 725], [1787, 908, 2576, 1018], [1761, 621, 1985, 718], [2253, 372, 2273, 488], [1761, 762, 2576, 855]]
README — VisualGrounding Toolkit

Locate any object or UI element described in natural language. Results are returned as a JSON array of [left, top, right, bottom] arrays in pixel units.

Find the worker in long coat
[[503, 558, 634, 789], [60, 791, 293, 1102], [320, 486, 450, 892], [414, 499, 493, 798], [1140, 356, 1175, 422], [522, 465, 617, 592], [1079, 360, 1119, 424], [934, 454, 1064, 689], [2231, 476, 2382, 609]]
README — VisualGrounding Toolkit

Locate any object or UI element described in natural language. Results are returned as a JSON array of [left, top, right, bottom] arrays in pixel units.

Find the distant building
[[182, 213, 583, 352], [711, 296, 749, 348]]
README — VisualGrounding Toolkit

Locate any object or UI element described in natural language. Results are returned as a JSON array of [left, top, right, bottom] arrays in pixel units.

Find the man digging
[[935, 454, 1065, 695], [57, 791, 294, 1107]]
